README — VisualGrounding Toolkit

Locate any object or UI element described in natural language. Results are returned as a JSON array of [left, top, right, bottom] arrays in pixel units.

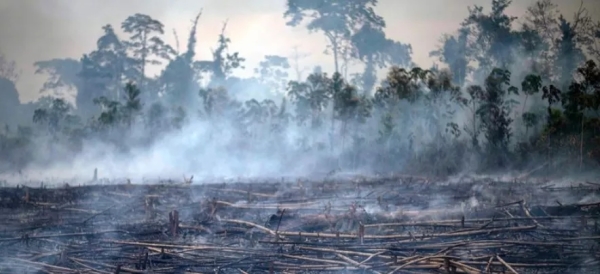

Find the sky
[[0, 0, 598, 103]]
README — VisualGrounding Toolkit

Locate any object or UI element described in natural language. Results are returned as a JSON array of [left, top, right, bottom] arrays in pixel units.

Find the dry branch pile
[[0, 176, 599, 273]]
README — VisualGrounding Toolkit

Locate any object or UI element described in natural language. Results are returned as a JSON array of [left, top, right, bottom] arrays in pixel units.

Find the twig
[[496, 255, 519, 274], [484, 256, 495, 273]]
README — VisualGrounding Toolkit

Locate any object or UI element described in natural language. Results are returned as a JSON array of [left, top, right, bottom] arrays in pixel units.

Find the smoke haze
[[2, 0, 598, 102], [0, 0, 599, 183]]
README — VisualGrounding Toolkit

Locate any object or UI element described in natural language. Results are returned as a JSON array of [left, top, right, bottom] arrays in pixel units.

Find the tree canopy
[[1, 0, 600, 176]]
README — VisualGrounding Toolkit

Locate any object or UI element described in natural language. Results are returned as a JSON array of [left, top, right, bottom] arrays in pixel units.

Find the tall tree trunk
[[333, 47, 339, 74], [114, 58, 123, 101], [362, 56, 376, 95], [580, 115, 584, 170], [326, 32, 340, 73], [292, 46, 303, 81], [521, 94, 529, 138], [140, 32, 147, 92], [330, 106, 335, 152]]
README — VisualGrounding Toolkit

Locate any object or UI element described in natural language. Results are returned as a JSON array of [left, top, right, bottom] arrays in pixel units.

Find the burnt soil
[[0, 175, 599, 273]]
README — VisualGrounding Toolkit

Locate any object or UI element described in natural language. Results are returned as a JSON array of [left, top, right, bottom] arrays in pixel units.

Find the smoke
[[0, 0, 599, 184], [0, 1, 169, 102], [12, 117, 332, 182], [0, 0, 326, 103], [2, 0, 597, 101], [2, 84, 470, 183]]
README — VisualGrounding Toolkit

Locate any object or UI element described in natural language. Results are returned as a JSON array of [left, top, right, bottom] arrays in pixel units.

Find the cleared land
[[0, 175, 599, 273]]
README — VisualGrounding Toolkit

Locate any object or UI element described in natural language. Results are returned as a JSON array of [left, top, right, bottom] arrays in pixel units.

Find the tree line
[[0, 0, 599, 177]]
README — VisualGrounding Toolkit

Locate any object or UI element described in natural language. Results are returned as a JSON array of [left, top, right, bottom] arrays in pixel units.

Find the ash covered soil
[[0, 175, 599, 273]]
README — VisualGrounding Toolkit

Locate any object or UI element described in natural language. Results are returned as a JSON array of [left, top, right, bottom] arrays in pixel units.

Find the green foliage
[[4, 1, 600, 175], [89, 82, 143, 131], [521, 74, 542, 96], [476, 69, 517, 165], [33, 98, 77, 135], [374, 66, 428, 105], [287, 72, 332, 128], [522, 112, 539, 129], [333, 81, 371, 124], [93, 97, 121, 128]]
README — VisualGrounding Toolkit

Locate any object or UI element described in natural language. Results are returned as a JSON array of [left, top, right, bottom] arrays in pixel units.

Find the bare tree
[[289, 46, 311, 81]]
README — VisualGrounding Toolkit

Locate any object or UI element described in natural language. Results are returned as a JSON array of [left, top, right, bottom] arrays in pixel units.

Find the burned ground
[[0, 176, 599, 273]]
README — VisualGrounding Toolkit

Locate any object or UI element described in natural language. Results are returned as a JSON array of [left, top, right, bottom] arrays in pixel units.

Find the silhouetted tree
[[5, 2, 600, 176], [195, 22, 245, 86], [477, 68, 518, 168], [462, 0, 518, 76], [287, 71, 332, 128], [33, 98, 79, 137], [122, 13, 175, 94], [78, 25, 131, 115], [554, 15, 586, 87], [351, 24, 412, 94], [0, 77, 22, 128], [161, 12, 202, 108], [284, 0, 385, 73], [430, 28, 470, 87], [520, 74, 542, 136], [34, 59, 82, 99]]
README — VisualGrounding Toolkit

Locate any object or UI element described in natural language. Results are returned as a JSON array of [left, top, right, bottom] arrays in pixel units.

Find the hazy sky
[[0, 0, 598, 103]]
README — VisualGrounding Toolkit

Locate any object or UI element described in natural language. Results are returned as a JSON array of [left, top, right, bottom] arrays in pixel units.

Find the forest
[[0, 0, 599, 180]]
